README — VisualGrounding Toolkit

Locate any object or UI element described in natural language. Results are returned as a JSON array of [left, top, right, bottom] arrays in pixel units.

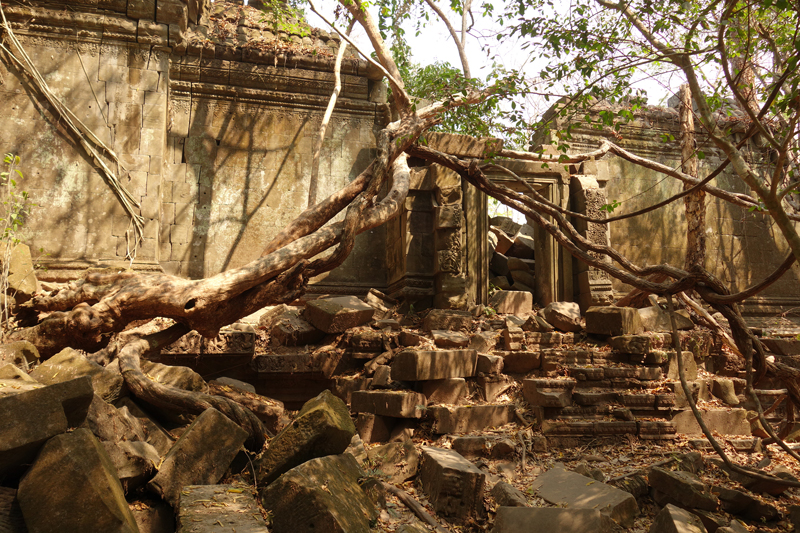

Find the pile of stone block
[[488, 216, 537, 293], [0, 339, 288, 532]]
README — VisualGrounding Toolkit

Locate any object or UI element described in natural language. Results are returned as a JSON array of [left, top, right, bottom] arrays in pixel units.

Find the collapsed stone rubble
[[2, 286, 800, 532]]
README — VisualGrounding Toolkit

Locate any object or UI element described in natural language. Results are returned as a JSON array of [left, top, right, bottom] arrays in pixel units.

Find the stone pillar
[[431, 165, 470, 310], [571, 161, 614, 311]]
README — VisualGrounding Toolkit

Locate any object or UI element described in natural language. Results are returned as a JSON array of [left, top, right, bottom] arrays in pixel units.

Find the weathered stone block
[[148, 408, 248, 506], [650, 504, 708, 533], [432, 330, 470, 348], [367, 440, 419, 483], [355, 413, 393, 443], [177, 485, 268, 532], [434, 204, 462, 229], [422, 308, 472, 331], [586, 306, 644, 336], [648, 466, 719, 512], [422, 378, 467, 404], [667, 351, 698, 381], [501, 351, 541, 373], [507, 234, 535, 259], [391, 349, 477, 381], [491, 482, 528, 508], [671, 409, 749, 436], [0, 340, 39, 371], [492, 507, 623, 533], [532, 464, 639, 527], [419, 447, 485, 523], [522, 378, 575, 407], [477, 354, 504, 374], [0, 377, 93, 477], [115, 397, 174, 456], [261, 454, 377, 533], [103, 440, 160, 492], [429, 404, 515, 433], [255, 390, 355, 485], [304, 296, 375, 334], [489, 290, 533, 315], [268, 310, 324, 346], [351, 390, 427, 418], [30, 347, 124, 402], [610, 334, 653, 354], [502, 326, 524, 350], [18, 429, 138, 533], [490, 252, 510, 276], [543, 302, 582, 332]]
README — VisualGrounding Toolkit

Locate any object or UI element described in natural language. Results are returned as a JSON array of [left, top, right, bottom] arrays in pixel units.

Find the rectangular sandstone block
[[419, 446, 485, 523], [351, 390, 426, 418], [531, 464, 639, 527], [391, 350, 477, 381], [429, 405, 515, 434]]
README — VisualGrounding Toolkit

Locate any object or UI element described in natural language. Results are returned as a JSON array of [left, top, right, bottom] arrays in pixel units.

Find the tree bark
[[680, 84, 706, 270]]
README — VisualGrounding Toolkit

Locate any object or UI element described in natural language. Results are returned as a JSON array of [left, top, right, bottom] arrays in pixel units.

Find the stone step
[[542, 419, 676, 440]]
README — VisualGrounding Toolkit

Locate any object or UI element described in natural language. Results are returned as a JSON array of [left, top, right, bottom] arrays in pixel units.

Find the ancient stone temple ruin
[[1, 0, 798, 315]]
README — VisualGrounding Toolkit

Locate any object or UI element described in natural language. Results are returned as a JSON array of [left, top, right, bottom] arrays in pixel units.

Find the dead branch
[[381, 481, 451, 533]]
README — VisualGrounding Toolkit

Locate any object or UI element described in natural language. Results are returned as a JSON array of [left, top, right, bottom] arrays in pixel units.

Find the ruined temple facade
[[0, 0, 387, 285], [1, 0, 797, 315], [536, 100, 800, 317]]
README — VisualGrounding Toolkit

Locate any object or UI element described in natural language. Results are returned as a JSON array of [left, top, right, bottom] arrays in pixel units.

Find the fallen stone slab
[[103, 440, 160, 493], [585, 306, 644, 337], [148, 407, 248, 506], [531, 463, 639, 527], [715, 486, 780, 521], [489, 291, 533, 315], [17, 428, 138, 533], [255, 389, 355, 485], [367, 440, 419, 483], [432, 330, 470, 348], [543, 302, 582, 332], [492, 506, 623, 533], [261, 453, 377, 533], [491, 252, 511, 276], [490, 226, 514, 255], [115, 398, 175, 456], [391, 349, 477, 380], [422, 309, 473, 332], [30, 347, 125, 403], [177, 485, 268, 532], [761, 337, 800, 356], [419, 446, 485, 523], [0, 376, 94, 478], [304, 296, 375, 334], [670, 409, 749, 436], [82, 394, 146, 445], [351, 390, 427, 418], [271, 309, 325, 346], [429, 404, 515, 434], [651, 504, 708, 533], [491, 482, 528, 507], [648, 466, 719, 512], [471, 331, 499, 354], [422, 378, 467, 404], [508, 234, 535, 259], [711, 379, 739, 406], [639, 303, 694, 332]]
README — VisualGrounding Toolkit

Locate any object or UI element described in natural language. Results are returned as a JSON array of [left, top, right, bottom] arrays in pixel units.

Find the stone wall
[[0, 0, 388, 287], [536, 101, 800, 314]]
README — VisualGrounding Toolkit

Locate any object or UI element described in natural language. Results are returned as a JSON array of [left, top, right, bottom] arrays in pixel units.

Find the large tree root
[[116, 323, 269, 451]]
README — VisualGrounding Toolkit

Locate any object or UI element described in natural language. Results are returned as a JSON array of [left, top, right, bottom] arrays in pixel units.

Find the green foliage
[[259, 0, 310, 37], [599, 199, 621, 213], [1, 154, 37, 337]]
